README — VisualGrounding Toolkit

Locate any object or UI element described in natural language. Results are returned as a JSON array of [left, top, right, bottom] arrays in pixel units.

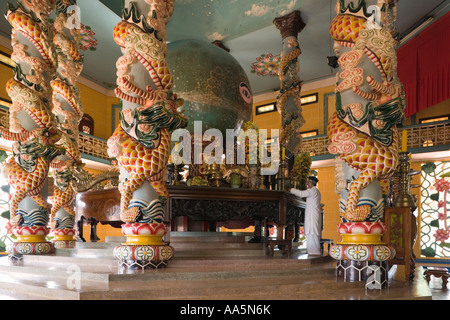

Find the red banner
[[397, 11, 450, 117]]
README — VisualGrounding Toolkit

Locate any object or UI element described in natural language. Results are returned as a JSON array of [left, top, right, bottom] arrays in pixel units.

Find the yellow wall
[[77, 83, 119, 140], [253, 85, 335, 136], [0, 45, 13, 103], [404, 99, 450, 126], [317, 166, 341, 241]]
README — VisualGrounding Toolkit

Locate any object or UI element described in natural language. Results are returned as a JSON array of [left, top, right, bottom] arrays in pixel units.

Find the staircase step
[[58, 236, 307, 260], [105, 232, 256, 244], [80, 271, 364, 300], [0, 231, 432, 300], [0, 254, 344, 300]]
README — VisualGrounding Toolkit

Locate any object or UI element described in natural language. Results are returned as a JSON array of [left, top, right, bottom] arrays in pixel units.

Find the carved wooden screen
[[384, 207, 416, 281]]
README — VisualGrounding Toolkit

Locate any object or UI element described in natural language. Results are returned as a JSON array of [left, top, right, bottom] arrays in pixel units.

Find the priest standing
[[289, 176, 322, 256]]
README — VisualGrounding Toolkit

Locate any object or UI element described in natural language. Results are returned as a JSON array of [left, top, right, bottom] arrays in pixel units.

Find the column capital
[[273, 10, 305, 39]]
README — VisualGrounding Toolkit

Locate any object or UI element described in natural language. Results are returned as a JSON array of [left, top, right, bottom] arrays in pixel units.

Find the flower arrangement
[[290, 152, 312, 189], [241, 121, 259, 166], [186, 176, 208, 186]]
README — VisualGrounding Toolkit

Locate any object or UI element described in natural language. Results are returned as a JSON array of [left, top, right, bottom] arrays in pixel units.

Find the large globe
[[167, 39, 253, 136]]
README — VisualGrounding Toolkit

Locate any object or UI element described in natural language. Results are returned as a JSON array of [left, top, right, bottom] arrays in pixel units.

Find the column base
[[52, 229, 77, 248], [336, 260, 389, 289], [7, 241, 54, 255], [51, 229, 76, 249], [114, 244, 174, 270], [53, 240, 76, 249], [329, 243, 395, 261], [8, 226, 54, 255], [114, 223, 174, 270]]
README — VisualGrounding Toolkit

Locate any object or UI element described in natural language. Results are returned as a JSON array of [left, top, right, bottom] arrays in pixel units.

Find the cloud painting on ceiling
[[167, 0, 301, 42]]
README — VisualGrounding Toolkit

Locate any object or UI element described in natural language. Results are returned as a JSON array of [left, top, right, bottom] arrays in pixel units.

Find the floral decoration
[[250, 53, 280, 77]]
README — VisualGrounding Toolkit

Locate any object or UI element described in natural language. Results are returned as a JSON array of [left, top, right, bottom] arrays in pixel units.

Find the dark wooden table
[[75, 185, 306, 242], [168, 185, 305, 240]]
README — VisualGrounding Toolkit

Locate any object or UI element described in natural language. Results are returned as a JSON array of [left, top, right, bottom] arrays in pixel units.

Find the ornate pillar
[[49, 0, 84, 249], [273, 11, 305, 239], [273, 10, 306, 155], [3, 0, 65, 259], [327, 0, 404, 286], [108, 0, 188, 270]]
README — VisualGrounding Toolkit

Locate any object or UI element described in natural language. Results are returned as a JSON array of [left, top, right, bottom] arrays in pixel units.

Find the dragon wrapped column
[[327, 0, 405, 287], [3, 0, 65, 258], [273, 10, 306, 157], [49, 0, 85, 249], [108, 0, 188, 269]]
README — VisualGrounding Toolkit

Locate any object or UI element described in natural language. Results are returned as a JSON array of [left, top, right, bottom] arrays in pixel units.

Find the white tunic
[[290, 187, 322, 235]]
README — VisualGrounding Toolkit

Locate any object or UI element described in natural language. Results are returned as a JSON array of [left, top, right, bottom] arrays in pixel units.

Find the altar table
[[75, 186, 306, 241]]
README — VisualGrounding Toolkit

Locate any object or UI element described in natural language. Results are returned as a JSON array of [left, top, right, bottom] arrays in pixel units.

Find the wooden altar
[[75, 186, 306, 242], [167, 185, 305, 240]]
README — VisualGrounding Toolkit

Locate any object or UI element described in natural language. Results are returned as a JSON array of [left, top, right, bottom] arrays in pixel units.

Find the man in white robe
[[289, 176, 322, 256]]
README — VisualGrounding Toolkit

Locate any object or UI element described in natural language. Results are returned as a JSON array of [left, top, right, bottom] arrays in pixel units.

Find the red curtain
[[397, 11, 450, 117]]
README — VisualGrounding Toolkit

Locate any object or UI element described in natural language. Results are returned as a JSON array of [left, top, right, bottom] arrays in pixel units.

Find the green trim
[[323, 92, 335, 134], [404, 119, 449, 129], [111, 103, 121, 134], [408, 144, 450, 154], [311, 153, 335, 161], [417, 259, 450, 266]]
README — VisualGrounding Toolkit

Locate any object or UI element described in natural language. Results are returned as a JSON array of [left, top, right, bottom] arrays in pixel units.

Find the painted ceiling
[[0, 0, 448, 96]]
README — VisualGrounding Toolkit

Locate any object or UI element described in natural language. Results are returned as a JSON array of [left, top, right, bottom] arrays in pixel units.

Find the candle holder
[[208, 163, 222, 187], [277, 159, 287, 190], [393, 152, 419, 209], [259, 174, 266, 190], [173, 164, 182, 185]]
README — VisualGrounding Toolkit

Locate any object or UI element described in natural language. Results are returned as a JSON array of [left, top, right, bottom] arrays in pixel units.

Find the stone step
[[106, 232, 294, 244], [0, 230, 432, 300], [80, 271, 364, 300], [0, 254, 433, 300], [58, 236, 306, 260], [0, 252, 326, 280], [55, 246, 304, 260], [170, 231, 255, 240], [0, 255, 358, 300], [80, 240, 280, 251]]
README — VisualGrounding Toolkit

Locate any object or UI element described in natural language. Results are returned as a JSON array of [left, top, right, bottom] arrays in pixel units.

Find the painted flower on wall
[[250, 53, 280, 77], [78, 23, 98, 51], [432, 177, 450, 244]]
